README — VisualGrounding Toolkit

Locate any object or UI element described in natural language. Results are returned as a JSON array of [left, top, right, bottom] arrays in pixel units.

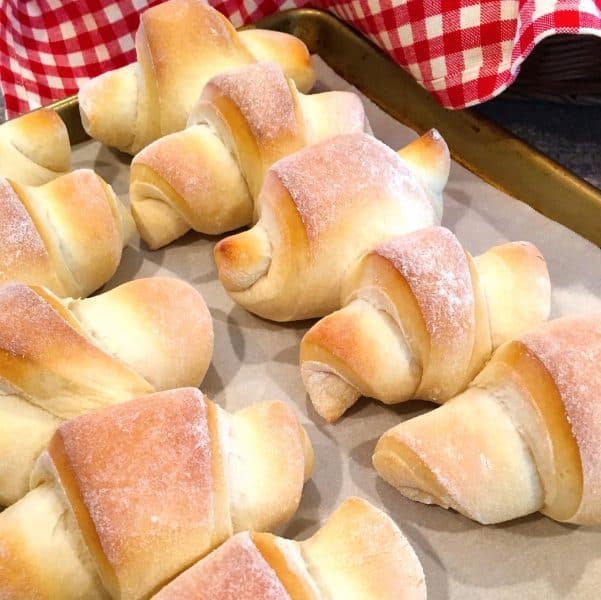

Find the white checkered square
[[500, 40, 513, 61], [15, 43, 28, 58], [60, 21, 76, 39], [462, 47, 484, 78], [28, 3, 42, 17], [430, 55, 447, 78], [34, 27, 49, 42], [96, 45, 110, 61], [9, 57, 20, 73], [425, 14, 443, 38], [118, 34, 135, 53], [47, 75, 63, 88], [500, 0, 517, 21], [580, 0, 600, 14], [105, 5, 125, 24], [460, 5, 480, 29], [530, 1, 552, 21], [38, 51, 55, 66], [407, 61, 423, 78], [70, 51, 85, 67], [430, 76, 448, 91], [367, 0, 380, 15], [82, 13, 97, 31], [397, 23, 414, 45]]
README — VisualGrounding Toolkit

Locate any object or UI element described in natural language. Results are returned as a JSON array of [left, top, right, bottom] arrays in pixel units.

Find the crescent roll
[[0, 388, 313, 599], [374, 313, 601, 525], [154, 497, 426, 600], [214, 130, 449, 321], [0, 108, 71, 185], [301, 226, 551, 421], [0, 169, 134, 297], [79, 0, 315, 154], [0, 278, 213, 505], [130, 61, 368, 248]]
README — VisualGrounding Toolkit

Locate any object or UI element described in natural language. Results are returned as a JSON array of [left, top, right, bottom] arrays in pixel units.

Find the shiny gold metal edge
[[44, 8, 600, 246]]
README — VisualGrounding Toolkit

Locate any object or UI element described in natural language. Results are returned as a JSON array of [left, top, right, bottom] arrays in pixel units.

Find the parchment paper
[[73, 57, 601, 600]]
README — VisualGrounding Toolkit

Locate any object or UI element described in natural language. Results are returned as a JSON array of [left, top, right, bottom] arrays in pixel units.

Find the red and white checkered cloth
[[1, 0, 600, 118]]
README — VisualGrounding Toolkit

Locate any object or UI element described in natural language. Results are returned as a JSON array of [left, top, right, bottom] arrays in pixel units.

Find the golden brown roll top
[[153, 531, 291, 600], [194, 62, 366, 199], [130, 61, 366, 248], [0, 283, 152, 419], [0, 169, 134, 298], [0, 177, 63, 293], [371, 227, 487, 399], [0, 108, 71, 186], [215, 132, 444, 321], [0, 388, 313, 599], [374, 314, 601, 525], [190, 62, 365, 171], [40, 389, 224, 599], [153, 497, 426, 600], [301, 226, 550, 422], [504, 314, 601, 523], [79, 0, 315, 154], [0, 278, 214, 506], [194, 62, 308, 199], [130, 122, 252, 247]]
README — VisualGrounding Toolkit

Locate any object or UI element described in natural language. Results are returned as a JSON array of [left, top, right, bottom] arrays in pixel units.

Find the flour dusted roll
[[0, 169, 134, 297], [214, 130, 448, 321], [301, 227, 551, 421], [374, 314, 601, 525], [0, 108, 70, 185], [79, 0, 315, 154], [0, 388, 313, 599], [0, 278, 213, 506], [153, 497, 426, 600], [130, 61, 368, 248]]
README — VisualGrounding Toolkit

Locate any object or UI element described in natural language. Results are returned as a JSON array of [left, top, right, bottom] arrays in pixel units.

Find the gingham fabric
[[1, 0, 600, 117]]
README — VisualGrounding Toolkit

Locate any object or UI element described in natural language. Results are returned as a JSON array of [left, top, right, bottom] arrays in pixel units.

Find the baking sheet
[[74, 56, 601, 600]]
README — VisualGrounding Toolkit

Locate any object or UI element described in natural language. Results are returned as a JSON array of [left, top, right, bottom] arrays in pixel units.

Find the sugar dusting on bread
[[207, 62, 300, 147], [519, 315, 601, 517], [142, 0, 241, 63], [0, 179, 49, 279], [375, 227, 473, 347], [270, 133, 433, 241], [0, 283, 80, 361], [0, 282, 153, 420], [155, 532, 290, 599], [55, 389, 217, 575], [334, 92, 368, 135], [144, 0, 251, 93], [134, 128, 214, 201]]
